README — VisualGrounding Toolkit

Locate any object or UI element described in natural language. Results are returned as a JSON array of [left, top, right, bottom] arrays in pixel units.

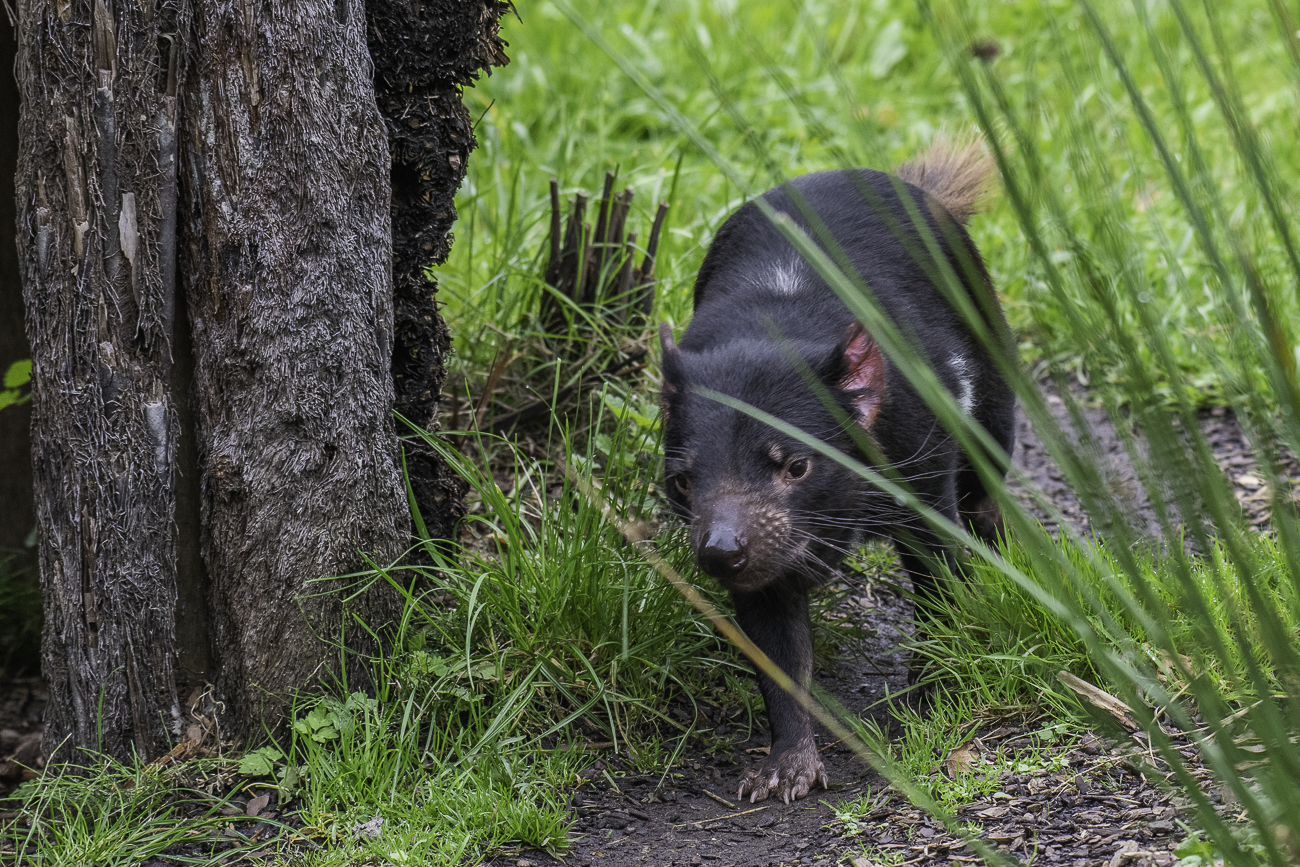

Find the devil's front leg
[[732, 583, 829, 804]]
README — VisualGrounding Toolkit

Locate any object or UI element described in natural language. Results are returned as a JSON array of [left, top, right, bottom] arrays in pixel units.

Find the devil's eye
[[783, 457, 811, 483], [670, 474, 692, 497]]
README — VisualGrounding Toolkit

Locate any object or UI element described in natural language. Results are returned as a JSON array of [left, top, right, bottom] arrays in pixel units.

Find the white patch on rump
[[763, 261, 804, 295], [949, 354, 975, 414]]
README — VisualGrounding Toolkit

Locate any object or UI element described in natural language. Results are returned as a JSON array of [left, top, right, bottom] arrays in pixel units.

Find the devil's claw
[[736, 739, 829, 803]]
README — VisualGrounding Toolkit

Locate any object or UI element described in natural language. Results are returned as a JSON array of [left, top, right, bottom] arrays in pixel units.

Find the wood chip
[[1058, 671, 1142, 731], [246, 791, 270, 818], [944, 742, 980, 777]]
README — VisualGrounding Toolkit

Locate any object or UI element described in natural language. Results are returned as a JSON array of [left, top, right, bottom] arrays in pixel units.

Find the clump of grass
[[262, 690, 577, 863], [3, 757, 254, 867], [396, 401, 757, 761], [870, 530, 1296, 819]]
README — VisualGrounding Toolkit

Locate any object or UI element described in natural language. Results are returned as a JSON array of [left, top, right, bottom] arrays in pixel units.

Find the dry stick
[[473, 345, 514, 433], [632, 200, 670, 320], [540, 179, 567, 331], [701, 789, 737, 809], [607, 190, 634, 304], [567, 195, 588, 304], [588, 172, 618, 305], [577, 220, 593, 304], [672, 804, 769, 828], [548, 178, 563, 268], [609, 189, 633, 252]]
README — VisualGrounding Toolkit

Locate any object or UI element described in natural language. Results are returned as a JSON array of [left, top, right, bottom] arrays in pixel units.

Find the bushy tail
[[896, 133, 996, 225]]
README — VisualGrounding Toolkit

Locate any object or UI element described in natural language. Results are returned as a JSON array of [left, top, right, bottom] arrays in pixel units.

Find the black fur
[[660, 167, 1015, 803]]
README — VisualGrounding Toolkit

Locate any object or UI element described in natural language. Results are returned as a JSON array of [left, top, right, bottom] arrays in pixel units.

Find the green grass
[[390, 414, 758, 766], [839, 531, 1300, 824], [434, 4, 1300, 862], [445, 0, 1299, 409], [3, 758, 260, 866]]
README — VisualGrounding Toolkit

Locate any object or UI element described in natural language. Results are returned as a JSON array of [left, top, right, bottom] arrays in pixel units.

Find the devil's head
[[659, 321, 888, 592]]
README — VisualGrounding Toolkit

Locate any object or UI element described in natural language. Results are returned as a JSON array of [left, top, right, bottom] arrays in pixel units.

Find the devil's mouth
[[692, 537, 814, 592]]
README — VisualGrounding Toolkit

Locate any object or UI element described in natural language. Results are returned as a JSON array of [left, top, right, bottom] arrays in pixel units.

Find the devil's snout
[[696, 497, 750, 580], [699, 522, 748, 579]]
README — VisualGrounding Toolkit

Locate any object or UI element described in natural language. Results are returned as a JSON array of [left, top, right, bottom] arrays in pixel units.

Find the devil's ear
[[836, 322, 886, 428], [659, 322, 685, 396]]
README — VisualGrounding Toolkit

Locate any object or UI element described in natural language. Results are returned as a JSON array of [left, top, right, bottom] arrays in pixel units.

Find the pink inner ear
[[839, 325, 886, 427]]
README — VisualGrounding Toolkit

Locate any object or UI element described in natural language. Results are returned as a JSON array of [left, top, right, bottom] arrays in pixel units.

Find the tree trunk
[[177, 0, 409, 738], [15, 0, 188, 761], [367, 1, 510, 543], [15, 0, 508, 761]]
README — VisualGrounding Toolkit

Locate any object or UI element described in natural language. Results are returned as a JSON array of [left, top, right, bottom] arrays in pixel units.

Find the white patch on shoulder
[[764, 261, 804, 295], [950, 355, 975, 415]]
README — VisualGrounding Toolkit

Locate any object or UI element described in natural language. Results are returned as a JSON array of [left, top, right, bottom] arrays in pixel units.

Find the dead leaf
[[944, 742, 980, 777], [851, 857, 879, 867], [745, 746, 771, 756], [1235, 473, 1263, 488], [246, 792, 271, 818]]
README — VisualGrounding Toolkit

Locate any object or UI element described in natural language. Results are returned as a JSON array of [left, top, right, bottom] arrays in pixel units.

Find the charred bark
[[15, 0, 189, 761], [367, 1, 511, 543], [178, 0, 408, 737]]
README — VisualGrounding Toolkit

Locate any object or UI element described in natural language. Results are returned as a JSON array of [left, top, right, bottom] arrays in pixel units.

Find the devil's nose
[[699, 526, 747, 578]]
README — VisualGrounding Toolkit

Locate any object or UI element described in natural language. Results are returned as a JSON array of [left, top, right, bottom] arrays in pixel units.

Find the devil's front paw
[[736, 738, 829, 804]]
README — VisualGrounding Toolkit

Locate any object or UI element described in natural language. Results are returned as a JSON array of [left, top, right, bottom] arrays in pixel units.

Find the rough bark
[[17, 0, 471, 758], [15, 0, 188, 760], [367, 0, 511, 542], [178, 0, 408, 737]]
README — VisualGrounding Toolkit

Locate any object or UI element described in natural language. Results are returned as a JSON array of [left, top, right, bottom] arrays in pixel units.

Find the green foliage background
[[445, 0, 1299, 407]]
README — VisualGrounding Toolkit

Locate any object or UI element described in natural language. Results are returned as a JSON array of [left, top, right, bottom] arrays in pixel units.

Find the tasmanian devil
[[658, 137, 1016, 804]]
